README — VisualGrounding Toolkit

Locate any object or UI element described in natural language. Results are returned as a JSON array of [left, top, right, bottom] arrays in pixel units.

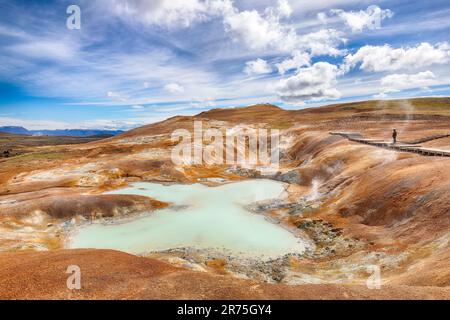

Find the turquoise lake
[[69, 180, 308, 258]]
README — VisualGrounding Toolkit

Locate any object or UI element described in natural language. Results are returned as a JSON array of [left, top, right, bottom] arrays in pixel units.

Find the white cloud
[[372, 90, 396, 99], [190, 97, 217, 109], [164, 83, 185, 94], [131, 105, 145, 110], [0, 117, 138, 131], [265, 0, 293, 19], [108, 0, 233, 28], [317, 12, 328, 24], [296, 29, 346, 57], [7, 38, 78, 61], [78, 119, 139, 130], [343, 42, 450, 72], [276, 51, 311, 74], [328, 5, 393, 32], [223, 3, 345, 56], [107, 91, 128, 102], [276, 62, 341, 102], [373, 71, 437, 98], [105, 0, 344, 60], [223, 8, 296, 51], [0, 117, 69, 130], [380, 71, 437, 90], [244, 58, 272, 75], [275, 0, 293, 18]]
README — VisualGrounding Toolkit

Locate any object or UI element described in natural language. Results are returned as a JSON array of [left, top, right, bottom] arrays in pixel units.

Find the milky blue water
[[70, 180, 307, 258]]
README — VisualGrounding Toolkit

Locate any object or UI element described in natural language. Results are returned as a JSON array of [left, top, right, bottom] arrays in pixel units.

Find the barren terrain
[[0, 97, 449, 299]]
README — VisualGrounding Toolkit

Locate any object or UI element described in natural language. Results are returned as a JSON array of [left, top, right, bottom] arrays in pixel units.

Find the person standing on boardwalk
[[392, 129, 397, 144]]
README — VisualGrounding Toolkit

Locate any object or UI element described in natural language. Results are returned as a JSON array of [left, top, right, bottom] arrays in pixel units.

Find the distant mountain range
[[0, 126, 124, 137]]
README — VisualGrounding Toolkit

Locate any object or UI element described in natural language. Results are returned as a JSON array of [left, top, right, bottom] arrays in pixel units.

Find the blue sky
[[0, 0, 449, 130]]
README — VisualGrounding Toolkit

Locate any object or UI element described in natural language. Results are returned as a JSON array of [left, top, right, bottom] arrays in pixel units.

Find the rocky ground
[[1, 249, 449, 300]]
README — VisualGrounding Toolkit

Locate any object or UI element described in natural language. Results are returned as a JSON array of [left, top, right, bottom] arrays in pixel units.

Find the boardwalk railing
[[330, 132, 450, 157]]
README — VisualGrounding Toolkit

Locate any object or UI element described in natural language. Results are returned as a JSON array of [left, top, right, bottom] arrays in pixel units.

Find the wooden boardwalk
[[330, 132, 450, 157]]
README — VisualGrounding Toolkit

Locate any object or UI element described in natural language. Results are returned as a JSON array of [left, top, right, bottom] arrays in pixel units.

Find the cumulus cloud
[[327, 5, 393, 32], [381, 71, 437, 90], [244, 58, 272, 75], [225, 10, 344, 54], [343, 42, 450, 72], [296, 29, 346, 57], [223, 1, 345, 55], [276, 51, 311, 74], [373, 71, 437, 98], [223, 7, 297, 51], [276, 0, 293, 18], [164, 83, 185, 94], [276, 62, 341, 102], [265, 0, 293, 19]]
